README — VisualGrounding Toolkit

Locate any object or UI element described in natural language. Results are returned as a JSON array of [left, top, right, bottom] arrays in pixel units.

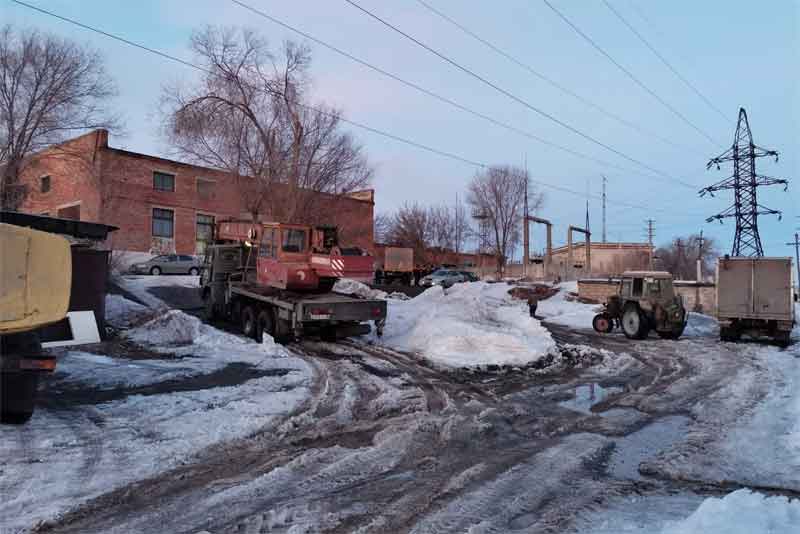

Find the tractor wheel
[[592, 313, 614, 334], [257, 309, 275, 342], [622, 305, 649, 340], [241, 305, 258, 341], [658, 324, 685, 340]]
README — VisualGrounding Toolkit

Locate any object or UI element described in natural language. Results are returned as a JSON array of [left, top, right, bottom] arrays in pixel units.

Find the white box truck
[[716, 257, 796, 346]]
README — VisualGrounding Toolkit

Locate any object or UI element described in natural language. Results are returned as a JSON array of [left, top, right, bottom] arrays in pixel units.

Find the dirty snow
[[537, 281, 601, 329], [333, 277, 388, 300], [0, 308, 312, 532], [104, 293, 149, 327], [682, 312, 719, 338], [375, 282, 557, 368], [659, 489, 800, 534]]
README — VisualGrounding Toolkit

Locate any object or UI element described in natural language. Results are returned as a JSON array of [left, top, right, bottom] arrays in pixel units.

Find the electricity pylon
[[699, 107, 788, 257]]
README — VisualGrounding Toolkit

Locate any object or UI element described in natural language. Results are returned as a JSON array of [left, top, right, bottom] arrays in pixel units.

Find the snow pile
[[537, 281, 601, 329], [683, 312, 719, 338], [333, 278, 387, 300], [660, 489, 800, 534], [126, 309, 202, 346], [376, 282, 557, 368], [105, 294, 150, 327]]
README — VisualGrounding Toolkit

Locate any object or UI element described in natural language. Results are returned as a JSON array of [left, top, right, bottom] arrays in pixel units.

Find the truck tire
[[622, 305, 649, 340], [720, 326, 740, 342], [257, 309, 275, 341], [241, 305, 258, 341], [1, 372, 38, 424], [775, 331, 791, 348]]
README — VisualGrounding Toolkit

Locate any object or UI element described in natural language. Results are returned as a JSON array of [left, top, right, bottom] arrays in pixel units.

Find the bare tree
[[655, 233, 720, 280], [0, 25, 118, 209], [385, 203, 431, 264], [467, 165, 542, 272], [373, 212, 392, 244], [162, 27, 372, 224], [427, 202, 472, 254]]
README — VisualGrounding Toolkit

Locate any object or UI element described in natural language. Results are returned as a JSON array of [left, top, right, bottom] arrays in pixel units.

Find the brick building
[[18, 130, 375, 258]]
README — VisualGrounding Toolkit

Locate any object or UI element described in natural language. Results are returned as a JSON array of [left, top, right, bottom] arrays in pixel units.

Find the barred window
[[152, 208, 174, 238], [40, 175, 51, 193], [153, 171, 175, 192]]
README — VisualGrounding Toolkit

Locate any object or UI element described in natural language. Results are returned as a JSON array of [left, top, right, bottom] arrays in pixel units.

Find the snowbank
[[537, 282, 600, 329], [376, 282, 557, 368], [660, 489, 800, 534], [105, 294, 149, 327], [683, 312, 719, 338]]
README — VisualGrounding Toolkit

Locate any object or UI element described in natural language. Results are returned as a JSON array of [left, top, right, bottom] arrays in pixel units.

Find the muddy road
[[30, 318, 763, 534]]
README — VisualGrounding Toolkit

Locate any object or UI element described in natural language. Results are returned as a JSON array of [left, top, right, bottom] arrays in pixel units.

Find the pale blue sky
[[4, 0, 798, 256]]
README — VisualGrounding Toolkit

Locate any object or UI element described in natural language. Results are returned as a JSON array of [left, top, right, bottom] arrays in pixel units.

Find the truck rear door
[[717, 259, 753, 318], [753, 259, 792, 318]]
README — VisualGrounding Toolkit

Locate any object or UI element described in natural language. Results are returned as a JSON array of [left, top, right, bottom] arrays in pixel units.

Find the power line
[[414, 0, 703, 157], [227, 0, 655, 181], [542, 0, 721, 147], [343, 0, 697, 189], [8, 0, 679, 215], [601, 0, 728, 122]]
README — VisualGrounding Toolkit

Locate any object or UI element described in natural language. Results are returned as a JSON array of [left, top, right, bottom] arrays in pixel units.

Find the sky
[[4, 0, 798, 257]]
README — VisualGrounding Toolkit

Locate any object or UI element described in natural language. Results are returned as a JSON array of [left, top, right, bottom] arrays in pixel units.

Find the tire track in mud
[[34, 323, 763, 534]]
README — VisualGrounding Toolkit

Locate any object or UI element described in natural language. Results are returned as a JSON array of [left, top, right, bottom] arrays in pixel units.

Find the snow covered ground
[[0, 296, 312, 532], [374, 282, 558, 369], [537, 280, 601, 329], [114, 274, 200, 309]]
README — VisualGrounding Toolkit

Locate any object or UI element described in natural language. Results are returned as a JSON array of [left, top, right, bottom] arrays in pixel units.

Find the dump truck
[[374, 245, 414, 285], [201, 222, 386, 342], [716, 257, 795, 346], [592, 271, 687, 340], [1, 222, 71, 424]]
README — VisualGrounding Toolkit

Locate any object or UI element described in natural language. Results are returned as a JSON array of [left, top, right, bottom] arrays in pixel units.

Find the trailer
[[716, 257, 796, 346], [201, 244, 386, 342], [374, 245, 414, 285]]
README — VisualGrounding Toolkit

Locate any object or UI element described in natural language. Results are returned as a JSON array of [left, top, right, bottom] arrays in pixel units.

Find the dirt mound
[[507, 284, 559, 301]]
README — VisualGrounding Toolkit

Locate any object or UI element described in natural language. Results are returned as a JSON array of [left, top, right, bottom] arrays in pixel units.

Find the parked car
[[419, 269, 467, 288], [459, 271, 479, 282], [129, 254, 202, 275]]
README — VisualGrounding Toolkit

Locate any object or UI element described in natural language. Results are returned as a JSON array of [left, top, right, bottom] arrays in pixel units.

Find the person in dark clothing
[[528, 296, 539, 319]]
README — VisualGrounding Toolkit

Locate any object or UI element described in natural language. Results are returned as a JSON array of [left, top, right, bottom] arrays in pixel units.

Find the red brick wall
[[19, 130, 374, 256], [18, 130, 105, 222]]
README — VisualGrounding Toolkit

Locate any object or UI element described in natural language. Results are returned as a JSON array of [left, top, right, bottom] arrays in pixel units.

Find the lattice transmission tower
[[699, 107, 788, 257]]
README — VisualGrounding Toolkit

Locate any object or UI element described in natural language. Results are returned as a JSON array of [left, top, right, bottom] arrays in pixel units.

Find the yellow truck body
[[0, 223, 72, 335]]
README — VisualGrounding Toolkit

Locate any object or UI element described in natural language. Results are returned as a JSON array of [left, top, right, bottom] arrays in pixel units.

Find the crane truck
[[1, 222, 72, 424], [201, 220, 386, 342]]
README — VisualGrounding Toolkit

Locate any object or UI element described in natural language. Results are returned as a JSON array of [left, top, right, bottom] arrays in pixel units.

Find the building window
[[196, 214, 215, 254], [40, 175, 51, 193], [152, 208, 174, 238], [197, 178, 215, 200], [153, 171, 175, 192]]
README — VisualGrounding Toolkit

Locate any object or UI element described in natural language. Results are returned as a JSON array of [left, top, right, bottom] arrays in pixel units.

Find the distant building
[[549, 241, 653, 279], [17, 129, 375, 258]]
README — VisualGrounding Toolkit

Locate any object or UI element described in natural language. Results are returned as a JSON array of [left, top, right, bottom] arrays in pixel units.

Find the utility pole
[[699, 107, 788, 257], [645, 219, 655, 269], [522, 161, 529, 278], [696, 230, 705, 281], [601, 175, 607, 243], [787, 233, 800, 292]]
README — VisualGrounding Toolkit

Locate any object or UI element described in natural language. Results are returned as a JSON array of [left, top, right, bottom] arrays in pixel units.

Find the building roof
[[1, 210, 118, 240]]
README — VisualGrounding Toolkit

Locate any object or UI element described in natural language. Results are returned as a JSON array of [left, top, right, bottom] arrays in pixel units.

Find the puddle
[[607, 415, 690, 480], [559, 383, 623, 414]]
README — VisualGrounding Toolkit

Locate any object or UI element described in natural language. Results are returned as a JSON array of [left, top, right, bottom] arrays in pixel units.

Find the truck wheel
[[317, 277, 336, 293], [257, 309, 275, 341], [1, 373, 38, 425], [622, 305, 648, 340], [203, 289, 217, 322], [241, 305, 258, 341], [720, 327, 740, 342], [592, 313, 613, 334], [775, 331, 791, 348]]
